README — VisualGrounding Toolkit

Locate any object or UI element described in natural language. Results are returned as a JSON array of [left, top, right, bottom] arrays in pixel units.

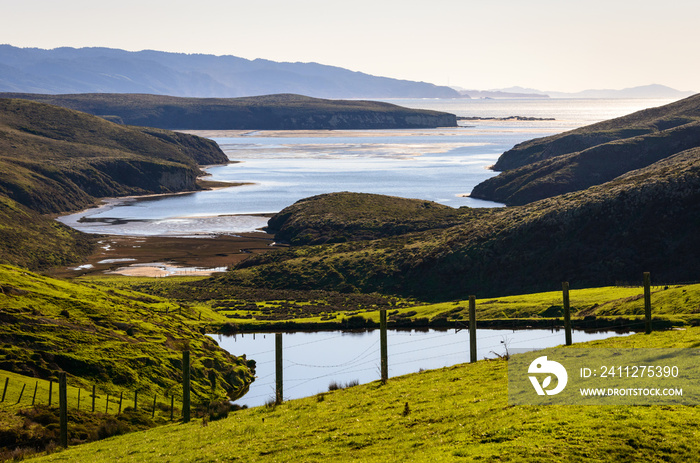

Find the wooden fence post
[[183, 350, 191, 422], [380, 309, 388, 383], [91, 385, 96, 412], [118, 392, 123, 414], [644, 272, 652, 334], [562, 282, 572, 346], [77, 388, 81, 410], [48, 380, 52, 406], [105, 393, 110, 414], [469, 296, 477, 363], [17, 383, 26, 404], [58, 372, 68, 448], [1, 377, 8, 402], [32, 381, 38, 405], [170, 395, 174, 421], [275, 334, 283, 405]]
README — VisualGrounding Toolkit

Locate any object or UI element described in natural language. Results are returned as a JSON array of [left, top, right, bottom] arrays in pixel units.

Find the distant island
[[0, 93, 458, 130]]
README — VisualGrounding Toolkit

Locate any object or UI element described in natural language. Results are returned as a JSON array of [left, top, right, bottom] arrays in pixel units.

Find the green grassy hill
[[0, 265, 255, 456], [266, 192, 490, 245], [0, 265, 252, 401], [470, 93, 700, 205], [26, 327, 700, 462], [0, 93, 458, 130]]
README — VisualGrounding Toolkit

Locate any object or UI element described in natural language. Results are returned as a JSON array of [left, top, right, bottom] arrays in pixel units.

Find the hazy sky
[[2, 0, 698, 92]]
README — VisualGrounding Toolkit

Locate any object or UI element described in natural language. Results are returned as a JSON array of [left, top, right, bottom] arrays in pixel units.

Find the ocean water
[[57, 98, 677, 236]]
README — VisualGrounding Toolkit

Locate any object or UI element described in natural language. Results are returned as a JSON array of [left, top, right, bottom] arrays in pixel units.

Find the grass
[[124, 276, 700, 331], [0, 265, 253, 402], [416, 283, 700, 322], [25, 327, 700, 462]]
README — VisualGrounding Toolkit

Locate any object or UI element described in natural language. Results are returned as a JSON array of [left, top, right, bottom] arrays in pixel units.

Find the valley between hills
[[1, 93, 700, 461]]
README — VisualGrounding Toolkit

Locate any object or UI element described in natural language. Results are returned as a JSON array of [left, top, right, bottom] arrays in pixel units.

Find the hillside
[[208, 147, 700, 300], [0, 196, 92, 270], [470, 93, 700, 205], [0, 93, 457, 130], [0, 265, 253, 399], [26, 327, 700, 462], [0, 45, 460, 99], [0, 265, 255, 454], [0, 98, 227, 214]]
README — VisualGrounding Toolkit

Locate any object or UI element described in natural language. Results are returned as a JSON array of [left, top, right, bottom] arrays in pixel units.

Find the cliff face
[[278, 112, 457, 130], [0, 93, 458, 130]]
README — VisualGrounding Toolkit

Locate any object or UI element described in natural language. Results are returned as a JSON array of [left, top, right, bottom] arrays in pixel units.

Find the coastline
[[51, 169, 275, 278]]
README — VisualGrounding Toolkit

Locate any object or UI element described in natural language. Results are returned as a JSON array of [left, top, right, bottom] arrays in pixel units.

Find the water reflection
[[213, 328, 632, 407]]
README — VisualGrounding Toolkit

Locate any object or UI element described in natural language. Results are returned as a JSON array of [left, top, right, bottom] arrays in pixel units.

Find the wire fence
[[0, 374, 183, 422]]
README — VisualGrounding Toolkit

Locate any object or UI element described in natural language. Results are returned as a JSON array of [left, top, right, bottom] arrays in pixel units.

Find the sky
[[1, 0, 698, 93]]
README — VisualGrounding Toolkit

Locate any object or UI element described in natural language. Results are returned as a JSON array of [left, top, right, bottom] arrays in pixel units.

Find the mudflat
[[51, 232, 280, 278]]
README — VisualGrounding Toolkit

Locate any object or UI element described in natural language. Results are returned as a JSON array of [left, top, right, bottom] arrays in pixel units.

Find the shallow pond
[[213, 327, 633, 407]]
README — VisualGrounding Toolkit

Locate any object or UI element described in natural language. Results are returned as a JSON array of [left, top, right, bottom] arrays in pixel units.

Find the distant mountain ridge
[[0, 45, 460, 99], [454, 84, 695, 99]]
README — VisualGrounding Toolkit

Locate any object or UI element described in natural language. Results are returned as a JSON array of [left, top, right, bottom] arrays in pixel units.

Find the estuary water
[[213, 327, 633, 408], [57, 98, 677, 236]]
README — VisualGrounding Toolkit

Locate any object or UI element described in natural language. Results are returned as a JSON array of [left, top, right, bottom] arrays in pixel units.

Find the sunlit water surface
[[57, 98, 676, 236]]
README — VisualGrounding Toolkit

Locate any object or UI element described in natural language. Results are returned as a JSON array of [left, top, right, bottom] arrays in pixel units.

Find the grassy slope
[[470, 94, 700, 205], [0, 93, 457, 130], [0, 265, 253, 402], [28, 327, 700, 462], [0, 97, 228, 270], [0, 196, 93, 270]]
